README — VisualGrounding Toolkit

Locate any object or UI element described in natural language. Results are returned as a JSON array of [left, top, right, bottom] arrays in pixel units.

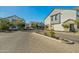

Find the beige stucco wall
[[61, 10, 76, 23]]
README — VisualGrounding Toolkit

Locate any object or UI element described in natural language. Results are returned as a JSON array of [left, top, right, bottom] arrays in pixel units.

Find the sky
[[0, 6, 78, 23]]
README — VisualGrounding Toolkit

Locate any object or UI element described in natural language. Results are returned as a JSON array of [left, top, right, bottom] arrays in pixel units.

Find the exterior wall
[[44, 16, 50, 25], [53, 10, 77, 31], [51, 24, 64, 31], [61, 10, 76, 23], [44, 9, 62, 30], [44, 9, 77, 31], [7, 16, 23, 22], [6, 15, 25, 29], [44, 16, 51, 29]]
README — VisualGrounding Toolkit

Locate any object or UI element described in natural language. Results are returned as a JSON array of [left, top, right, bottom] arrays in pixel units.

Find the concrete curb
[[32, 32, 62, 43]]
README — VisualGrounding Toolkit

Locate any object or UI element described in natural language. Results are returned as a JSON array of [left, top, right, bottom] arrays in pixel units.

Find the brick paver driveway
[[0, 31, 79, 53]]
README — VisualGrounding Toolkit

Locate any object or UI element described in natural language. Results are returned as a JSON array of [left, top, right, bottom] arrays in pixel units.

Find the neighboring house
[[5, 15, 25, 30], [44, 9, 79, 32], [6, 15, 24, 22], [24, 23, 30, 29]]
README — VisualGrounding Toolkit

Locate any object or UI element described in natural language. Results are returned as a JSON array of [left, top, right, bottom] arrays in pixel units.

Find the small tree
[[0, 18, 10, 30], [31, 22, 39, 29], [37, 22, 44, 30], [12, 19, 25, 30]]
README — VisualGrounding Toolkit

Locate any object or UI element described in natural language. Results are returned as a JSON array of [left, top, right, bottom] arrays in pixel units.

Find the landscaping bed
[[35, 30, 75, 44]]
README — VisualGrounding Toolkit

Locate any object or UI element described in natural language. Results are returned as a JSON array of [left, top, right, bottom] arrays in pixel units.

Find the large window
[[51, 13, 61, 24]]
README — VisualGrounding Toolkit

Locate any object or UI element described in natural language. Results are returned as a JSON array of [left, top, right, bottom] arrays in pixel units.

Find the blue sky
[[0, 6, 78, 23]]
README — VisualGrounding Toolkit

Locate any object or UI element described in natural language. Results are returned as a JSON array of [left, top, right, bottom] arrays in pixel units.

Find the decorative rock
[[62, 39, 75, 44]]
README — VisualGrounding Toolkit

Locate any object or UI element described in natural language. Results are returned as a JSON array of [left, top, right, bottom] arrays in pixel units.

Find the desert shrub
[[47, 30, 55, 37], [44, 30, 55, 37]]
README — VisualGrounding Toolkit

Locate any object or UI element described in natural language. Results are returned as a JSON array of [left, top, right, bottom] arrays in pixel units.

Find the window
[[50, 13, 61, 24], [51, 16, 53, 21], [55, 13, 60, 21], [77, 11, 79, 17], [55, 14, 57, 20]]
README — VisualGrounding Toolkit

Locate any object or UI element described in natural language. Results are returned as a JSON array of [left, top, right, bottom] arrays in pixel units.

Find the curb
[[32, 32, 62, 43]]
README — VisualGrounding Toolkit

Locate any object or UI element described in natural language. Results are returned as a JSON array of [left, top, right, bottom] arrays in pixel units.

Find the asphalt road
[[0, 31, 79, 53]]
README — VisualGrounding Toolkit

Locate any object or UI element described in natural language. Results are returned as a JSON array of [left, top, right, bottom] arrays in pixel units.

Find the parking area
[[0, 31, 79, 52]]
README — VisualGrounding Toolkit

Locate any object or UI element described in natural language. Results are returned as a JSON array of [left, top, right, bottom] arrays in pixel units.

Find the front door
[[69, 24, 75, 32]]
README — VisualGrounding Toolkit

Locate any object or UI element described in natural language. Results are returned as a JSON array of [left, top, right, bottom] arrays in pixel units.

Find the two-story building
[[44, 9, 79, 32]]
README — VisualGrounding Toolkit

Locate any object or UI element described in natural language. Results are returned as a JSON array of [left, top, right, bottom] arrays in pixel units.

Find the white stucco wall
[[44, 16, 51, 29], [53, 10, 77, 31], [44, 9, 77, 31], [51, 24, 64, 31], [44, 17, 51, 25], [44, 9, 62, 30]]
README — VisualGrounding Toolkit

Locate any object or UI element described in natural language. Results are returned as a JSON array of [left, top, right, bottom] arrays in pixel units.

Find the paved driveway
[[0, 31, 79, 52], [55, 32, 79, 43]]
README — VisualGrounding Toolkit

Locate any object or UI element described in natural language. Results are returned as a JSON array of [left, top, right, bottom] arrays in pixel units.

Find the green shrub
[[62, 23, 69, 28], [44, 30, 55, 37], [44, 25, 49, 30], [48, 30, 55, 37]]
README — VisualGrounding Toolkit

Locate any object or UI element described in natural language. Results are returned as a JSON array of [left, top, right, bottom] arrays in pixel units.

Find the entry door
[[70, 24, 75, 32]]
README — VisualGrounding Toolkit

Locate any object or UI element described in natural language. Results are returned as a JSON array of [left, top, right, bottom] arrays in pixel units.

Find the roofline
[[43, 9, 54, 22], [64, 19, 75, 23], [43, 8, 76, 23], [6, 15, 23, 19], [5, 15, 25, 21]]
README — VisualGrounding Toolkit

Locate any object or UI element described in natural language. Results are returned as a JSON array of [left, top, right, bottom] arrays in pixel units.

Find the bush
[[48, 30, 55, 37], [44, 30, 55, 37], [62, 23, 69, 28], [0, 19, 10, 30], [44, 25, 49, 30]]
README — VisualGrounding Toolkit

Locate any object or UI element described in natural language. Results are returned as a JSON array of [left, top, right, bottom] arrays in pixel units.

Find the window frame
[[50, 13, 61, 24]]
